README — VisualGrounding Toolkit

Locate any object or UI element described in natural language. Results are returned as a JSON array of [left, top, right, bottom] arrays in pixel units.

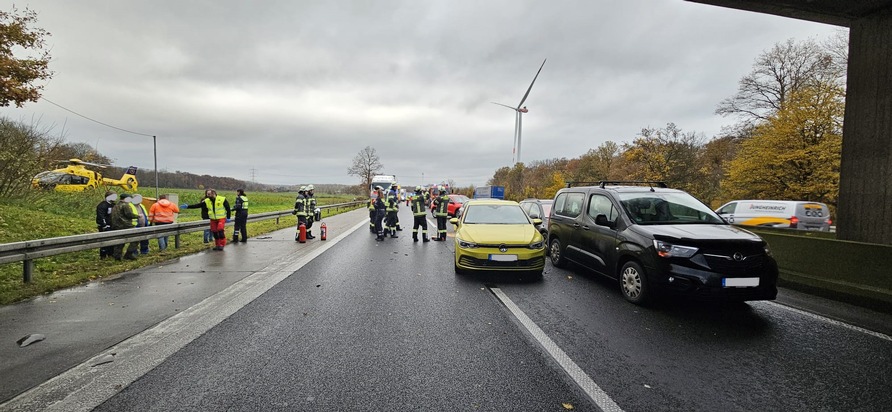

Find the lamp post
[[153, 135, 159, 200]]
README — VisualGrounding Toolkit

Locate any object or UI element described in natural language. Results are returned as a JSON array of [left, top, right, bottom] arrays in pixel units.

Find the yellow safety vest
[[203, 196, 227, 220]]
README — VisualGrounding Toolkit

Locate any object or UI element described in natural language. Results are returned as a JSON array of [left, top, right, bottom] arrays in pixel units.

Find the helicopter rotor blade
[[517, 59, 546, 108]]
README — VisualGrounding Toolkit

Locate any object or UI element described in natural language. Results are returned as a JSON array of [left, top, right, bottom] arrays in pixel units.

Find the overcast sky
[[2, 0, 842, 187]]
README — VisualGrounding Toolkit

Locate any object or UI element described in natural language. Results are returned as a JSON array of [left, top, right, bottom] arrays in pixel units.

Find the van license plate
[[723, 277, 759, 287], [490, 254, 517, 262]]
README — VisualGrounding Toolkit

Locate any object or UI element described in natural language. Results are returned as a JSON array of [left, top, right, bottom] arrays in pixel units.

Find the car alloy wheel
[[549, 238, 566, 268], [620, 261, 649, 305]]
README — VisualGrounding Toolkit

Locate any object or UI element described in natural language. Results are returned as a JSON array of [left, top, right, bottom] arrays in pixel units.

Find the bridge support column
[[838, 9, 892, 245]]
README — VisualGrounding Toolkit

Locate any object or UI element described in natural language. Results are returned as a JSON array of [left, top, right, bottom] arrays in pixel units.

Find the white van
[[715, 200, 832, 231]]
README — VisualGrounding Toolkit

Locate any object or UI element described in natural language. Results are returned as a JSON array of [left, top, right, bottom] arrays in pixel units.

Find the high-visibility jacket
[[294, 194, 307, 216], [203, 196, 229, 220], [434, 195, 449, 217], [411, 192, 427, 216], [234, 195, 249, 211]]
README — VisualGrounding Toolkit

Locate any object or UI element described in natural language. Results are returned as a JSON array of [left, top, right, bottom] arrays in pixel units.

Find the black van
[[547, 182, 778, 305]]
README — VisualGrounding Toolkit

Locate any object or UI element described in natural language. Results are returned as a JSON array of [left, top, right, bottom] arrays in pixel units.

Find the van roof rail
[[598, 181, 668, 189], [565, 181, 602, 188]]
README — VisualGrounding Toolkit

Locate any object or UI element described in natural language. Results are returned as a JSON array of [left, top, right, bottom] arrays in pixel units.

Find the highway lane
[[500, 261, 892, 411]]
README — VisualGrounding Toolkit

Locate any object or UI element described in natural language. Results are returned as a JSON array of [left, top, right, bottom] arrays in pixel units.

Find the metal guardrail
[[0, 201, 365, 282]]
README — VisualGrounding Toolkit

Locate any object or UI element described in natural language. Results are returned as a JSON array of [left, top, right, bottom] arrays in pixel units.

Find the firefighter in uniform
[[368, 192, 377, 233], [385, 184, 400, 238], [411, 185, 430, 242], [305, 184, 317, 239], [432, 186, 450, 241], [232, 189, 249, 243], [111, 193, 139, 260], [293, 186, 308, 241], [96, 191, 117, 259], [373, 186, 387, 241], [389, 183, 403, 232]]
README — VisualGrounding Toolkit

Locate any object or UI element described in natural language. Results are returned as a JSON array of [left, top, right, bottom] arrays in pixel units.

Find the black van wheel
[[549, 238, 566, 268], [619, 261, 650, 305]]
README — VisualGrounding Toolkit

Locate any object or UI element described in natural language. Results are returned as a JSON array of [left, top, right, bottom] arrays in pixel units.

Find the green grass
[[0, 189, 359, 305]]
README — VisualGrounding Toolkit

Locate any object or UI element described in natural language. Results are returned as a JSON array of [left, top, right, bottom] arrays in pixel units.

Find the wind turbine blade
[[517, 59, 546, 108], [491, 102, 518, 111]]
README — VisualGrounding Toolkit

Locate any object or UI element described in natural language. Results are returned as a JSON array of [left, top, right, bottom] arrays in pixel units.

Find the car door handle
[[572, 223, 580, 228], [582, 225, 590, 230]]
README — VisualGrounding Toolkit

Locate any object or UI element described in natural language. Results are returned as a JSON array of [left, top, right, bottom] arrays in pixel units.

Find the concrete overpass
[[687, 0, 892, 245]]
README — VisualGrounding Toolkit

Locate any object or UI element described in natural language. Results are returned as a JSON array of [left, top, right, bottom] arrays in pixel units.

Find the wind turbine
[[492, 59, 546, 164]]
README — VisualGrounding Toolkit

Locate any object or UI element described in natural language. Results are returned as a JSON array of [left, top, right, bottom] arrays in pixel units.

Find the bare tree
[[0, 117, 62, 197], [347, 146, 383, 192], [716, 37, 843, 125]]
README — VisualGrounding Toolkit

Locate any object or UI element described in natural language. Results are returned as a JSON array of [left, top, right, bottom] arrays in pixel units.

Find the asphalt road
[[2, 207, 890, 411]]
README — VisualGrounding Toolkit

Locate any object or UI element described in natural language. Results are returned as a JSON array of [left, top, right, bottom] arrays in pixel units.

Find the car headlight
[[456, 236, 477, 249], [529, 240, 544, 249], [653, 240, 698, 258]]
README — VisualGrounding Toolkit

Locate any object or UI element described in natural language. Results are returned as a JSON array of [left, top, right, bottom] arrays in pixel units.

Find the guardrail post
[[174, 234, 180, 249], [23, 259, 33, 283]]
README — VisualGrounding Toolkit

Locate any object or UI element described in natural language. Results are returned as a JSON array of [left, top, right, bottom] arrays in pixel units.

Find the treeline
[[488, 35, 847, 210], [0, 118, 352, 196]]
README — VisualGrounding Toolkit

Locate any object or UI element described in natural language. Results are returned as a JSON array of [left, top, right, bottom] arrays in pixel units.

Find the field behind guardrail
[[0, 189, 360, 304]]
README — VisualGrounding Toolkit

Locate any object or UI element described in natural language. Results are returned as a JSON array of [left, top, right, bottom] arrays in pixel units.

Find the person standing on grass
[[149, 194, 179, 251], [96, 191, 117, 259], [132, 194, 151, 255], [111, 193, 139, 260], [232, 189, 249, 243], [182, 189, 231, 251]]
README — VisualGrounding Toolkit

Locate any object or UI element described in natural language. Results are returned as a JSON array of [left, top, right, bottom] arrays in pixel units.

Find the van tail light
[[827, 218, 832, 225], [789, 216, 799, 228]]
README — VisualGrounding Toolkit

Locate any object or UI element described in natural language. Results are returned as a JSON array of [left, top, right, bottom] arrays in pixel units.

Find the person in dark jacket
[[232, 189, 249, 243], [182, 189, 231, 250], [95, 191, 117, 259], [373, 186, 387, 241]]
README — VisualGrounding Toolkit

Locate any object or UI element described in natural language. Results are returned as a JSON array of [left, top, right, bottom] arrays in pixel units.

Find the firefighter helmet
[[306, 184, 314, 191]]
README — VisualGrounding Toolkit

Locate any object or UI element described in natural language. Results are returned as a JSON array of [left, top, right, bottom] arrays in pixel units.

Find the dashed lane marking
[[489, 287, 625, 412]]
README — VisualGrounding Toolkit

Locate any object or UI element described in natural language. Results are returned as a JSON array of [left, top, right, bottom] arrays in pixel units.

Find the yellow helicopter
[[31, 159, 139, 192]]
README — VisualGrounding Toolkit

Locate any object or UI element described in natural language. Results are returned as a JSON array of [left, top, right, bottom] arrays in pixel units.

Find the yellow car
[[450, 199, 546, 277]]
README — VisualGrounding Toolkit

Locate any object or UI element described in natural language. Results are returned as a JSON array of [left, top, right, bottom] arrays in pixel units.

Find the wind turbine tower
[[492, 59, 546, 164]]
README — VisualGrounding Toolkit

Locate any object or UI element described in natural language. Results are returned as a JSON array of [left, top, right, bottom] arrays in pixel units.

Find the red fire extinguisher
[[320, 222, 327, 241], [297, 222, 307, 243]]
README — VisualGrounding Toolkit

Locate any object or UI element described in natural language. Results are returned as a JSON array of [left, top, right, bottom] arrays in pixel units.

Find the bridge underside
[[688, 0, 892, 244]]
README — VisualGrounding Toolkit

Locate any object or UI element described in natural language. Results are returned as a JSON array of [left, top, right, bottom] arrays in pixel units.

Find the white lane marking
[[1, 219, 369, 412], [762, 301, 892, 342], [489, 287, 624, 412]]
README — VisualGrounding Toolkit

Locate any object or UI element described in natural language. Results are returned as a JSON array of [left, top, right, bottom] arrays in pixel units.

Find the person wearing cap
[[95, 191, 118, 259], [231, 189, 249, 243], [305, 185, 317, 240], [131, 194, 151, 255], [410, 185, 430, 242], [432, 186, 450, 241], [149, 194, 180, 251], [292, 186, 309, 242], [110, 193, 140, 260], [183, 189, 231, 251], [373, 186, 387, 241]]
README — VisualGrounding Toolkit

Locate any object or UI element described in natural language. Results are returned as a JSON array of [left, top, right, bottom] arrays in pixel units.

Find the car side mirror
[[449, 218, 459, 225], [531, 218, 543, 226], [595, 214, 615, 229], [529, 213, 540, 219]]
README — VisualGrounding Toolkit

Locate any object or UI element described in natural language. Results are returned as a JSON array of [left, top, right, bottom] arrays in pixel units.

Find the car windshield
[[463, 204, 531, 224], [451, 195, 469, 203], [618, 192, 724, 225]]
